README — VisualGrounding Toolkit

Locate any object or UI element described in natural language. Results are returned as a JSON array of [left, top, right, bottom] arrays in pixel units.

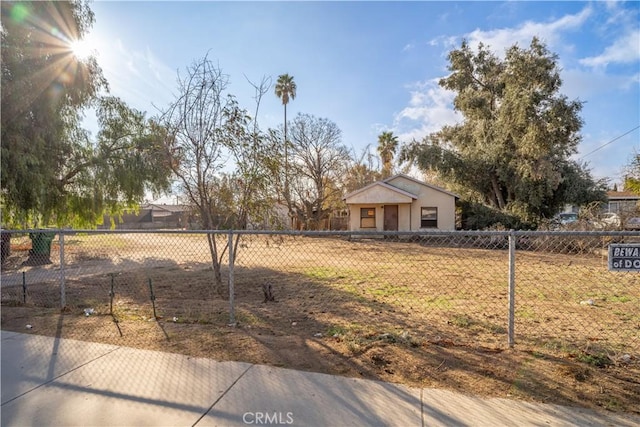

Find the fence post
[[59, 230, 66, 309], [228, 231, 236, 326], [508, 230, 516, 348]]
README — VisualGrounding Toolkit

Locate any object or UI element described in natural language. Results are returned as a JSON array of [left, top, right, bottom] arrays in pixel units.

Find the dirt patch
[[3, 305, 639, 414], [1, 233, 639, 414]]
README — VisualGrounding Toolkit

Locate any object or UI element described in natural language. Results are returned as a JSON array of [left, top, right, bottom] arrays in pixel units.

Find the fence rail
[[1, 229, 638, 356]]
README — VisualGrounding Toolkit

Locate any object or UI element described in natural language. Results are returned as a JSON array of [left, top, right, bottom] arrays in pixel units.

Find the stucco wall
[[409, 189, 456, 230], [347, 200, 455, 231], [345, 185, 413, 204], [347, 176, 457, 231], [388, 176, 456, 231], [347, 205, 382, 231]]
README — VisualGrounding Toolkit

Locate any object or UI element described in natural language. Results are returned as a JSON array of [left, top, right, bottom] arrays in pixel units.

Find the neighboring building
[[343, 174, 459, 232], [100, 204, 190, 229], [247, 202, 291, 230], [605, 191, 640, 215]]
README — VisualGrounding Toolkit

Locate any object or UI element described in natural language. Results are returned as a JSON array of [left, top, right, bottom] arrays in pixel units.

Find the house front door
[[384, 205, 398, 231]]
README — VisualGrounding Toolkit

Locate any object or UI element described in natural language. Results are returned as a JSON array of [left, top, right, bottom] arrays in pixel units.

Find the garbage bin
[[29, 231, 55, 255], [25, 231, 56, 265]]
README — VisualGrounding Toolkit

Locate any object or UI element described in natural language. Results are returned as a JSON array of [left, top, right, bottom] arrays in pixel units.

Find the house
[[100, 204, 190, 229], [605, 191, 639, 215], [343, 174, 459, 232]]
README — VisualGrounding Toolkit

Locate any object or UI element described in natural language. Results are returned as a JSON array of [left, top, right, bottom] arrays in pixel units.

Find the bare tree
[[344, 144, 381, 193], [161, 55, 247, 296], [226, 75, 285, 250], [288, 113, 351, 229]]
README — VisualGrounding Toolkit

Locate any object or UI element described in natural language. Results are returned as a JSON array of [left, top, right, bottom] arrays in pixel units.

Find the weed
[[346, 341, 364, 354], [602, 397, 622, 411], [304, 267, 340, 280], [368, 282, 411, 298], [425, 296, 453, 309], [577, 351, 612, 368], [326, 325, 347, 336], [450, 314, 472, 328], [234, 310, 261, 325], [542, 339, 572, 354], [606, 295, 631, 303], [516, 306, 535, 320]]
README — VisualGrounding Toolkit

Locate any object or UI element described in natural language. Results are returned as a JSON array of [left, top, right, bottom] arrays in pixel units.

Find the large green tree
[[1, 1, 171, 227], [401, 38, 606, 223]]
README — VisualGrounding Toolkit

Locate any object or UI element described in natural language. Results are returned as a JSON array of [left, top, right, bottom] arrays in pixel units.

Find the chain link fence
[[1, 229, 638, 358]]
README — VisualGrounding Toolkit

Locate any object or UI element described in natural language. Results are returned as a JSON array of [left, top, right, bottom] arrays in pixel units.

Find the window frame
[[420, 206, 438, 228], [360, 207, 376, 228]]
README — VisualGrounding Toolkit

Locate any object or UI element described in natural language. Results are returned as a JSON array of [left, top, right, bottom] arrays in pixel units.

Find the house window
[[421, 207, 438, 228], [360, 208, 376, 228]]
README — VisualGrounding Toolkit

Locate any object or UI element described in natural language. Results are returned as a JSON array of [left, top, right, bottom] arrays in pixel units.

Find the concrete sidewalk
[[1, 331, 638, 427]]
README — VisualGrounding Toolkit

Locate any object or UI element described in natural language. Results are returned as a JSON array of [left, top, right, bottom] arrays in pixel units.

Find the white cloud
[[393, 79, 462, 142], [428, 35, 457, 49], [464, 6, 592, 55], [560, 67, 636, 99], [626, 72, 640, 89], [603, 0, 635, 26], [580, 30, 640, 68]]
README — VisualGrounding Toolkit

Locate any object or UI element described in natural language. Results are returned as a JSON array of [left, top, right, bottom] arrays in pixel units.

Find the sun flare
[[69, 37, 95, 61]]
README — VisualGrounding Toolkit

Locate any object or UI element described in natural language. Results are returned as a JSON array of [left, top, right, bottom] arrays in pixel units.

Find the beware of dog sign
[[609, 244, 640, 272]]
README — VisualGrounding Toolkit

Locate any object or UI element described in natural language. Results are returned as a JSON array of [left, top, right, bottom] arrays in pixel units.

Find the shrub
[[458, 200, 534, 230]]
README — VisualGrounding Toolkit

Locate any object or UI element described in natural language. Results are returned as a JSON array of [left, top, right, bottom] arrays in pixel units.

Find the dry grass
[[1, 233, 639, 414]]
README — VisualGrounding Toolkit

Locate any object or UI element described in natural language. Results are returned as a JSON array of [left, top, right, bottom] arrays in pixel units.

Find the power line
[[579, 125, 640, 160]]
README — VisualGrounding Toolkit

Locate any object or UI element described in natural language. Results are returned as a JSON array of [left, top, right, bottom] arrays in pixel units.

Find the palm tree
[[275, 74, 297, 140], [275, 74, 297, 222], [377, 131, 399, 178]]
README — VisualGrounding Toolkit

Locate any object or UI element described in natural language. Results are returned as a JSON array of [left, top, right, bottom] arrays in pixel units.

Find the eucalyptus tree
[[401, 38, 605, 223], [377, 131, 399, 178]]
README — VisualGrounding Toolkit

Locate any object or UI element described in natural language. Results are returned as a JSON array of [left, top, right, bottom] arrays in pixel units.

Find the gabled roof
[[343, 173, 460, 203], [607, 191, 639, 200], [383, 173, 460, 199], [142, 203, 189, 212], [343, 181, 418, 202]]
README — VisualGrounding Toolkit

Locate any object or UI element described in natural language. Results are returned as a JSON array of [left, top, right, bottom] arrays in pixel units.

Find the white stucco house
[[343, 174, 459, 232]]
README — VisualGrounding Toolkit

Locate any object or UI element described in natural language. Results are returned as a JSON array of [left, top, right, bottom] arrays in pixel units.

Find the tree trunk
[[283, 103, 293, 228], [491, 174, 506, 210], [203, 210, 228, 299]]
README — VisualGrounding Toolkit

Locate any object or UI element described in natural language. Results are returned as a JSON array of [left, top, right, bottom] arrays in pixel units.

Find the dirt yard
[[1, 232, 639, 415]]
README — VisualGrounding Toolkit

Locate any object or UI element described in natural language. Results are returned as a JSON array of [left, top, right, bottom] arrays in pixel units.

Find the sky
[[80, 1, 639, 191]]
